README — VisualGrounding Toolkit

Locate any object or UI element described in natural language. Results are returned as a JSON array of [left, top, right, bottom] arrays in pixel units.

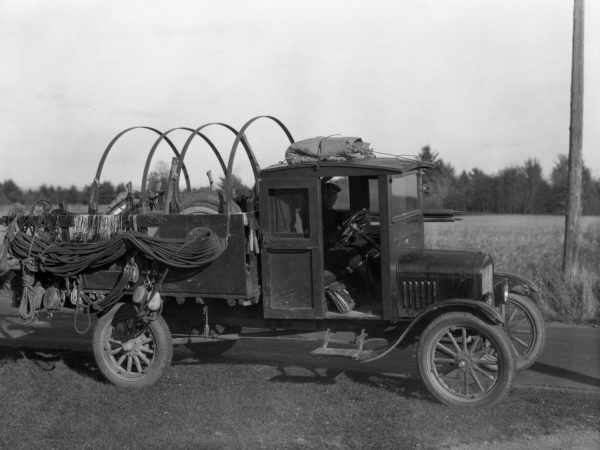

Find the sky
[[0, 0, 598, 190]]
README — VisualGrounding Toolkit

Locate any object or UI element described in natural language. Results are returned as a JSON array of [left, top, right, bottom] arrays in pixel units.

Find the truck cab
[[258, 157, 496, 325]]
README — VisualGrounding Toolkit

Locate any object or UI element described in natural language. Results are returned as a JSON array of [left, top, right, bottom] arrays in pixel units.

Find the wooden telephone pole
[[563, 0, 585, 276]]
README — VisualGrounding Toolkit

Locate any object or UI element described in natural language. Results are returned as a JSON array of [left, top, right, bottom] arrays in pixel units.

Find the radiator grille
[[401, 280, 438, 310]]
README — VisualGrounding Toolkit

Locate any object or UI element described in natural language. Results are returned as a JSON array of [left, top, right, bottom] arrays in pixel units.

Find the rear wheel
[[417, 312, 515, 407], [504, 293, 546, 371], [93, 303, 173, 388]]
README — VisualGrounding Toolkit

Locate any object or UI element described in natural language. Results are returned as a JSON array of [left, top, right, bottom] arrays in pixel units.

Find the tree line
[[0, 180, 127, 207], [0, 170, 251, 210], [1, 150, 599, 215], [419, 147, 600, 215]]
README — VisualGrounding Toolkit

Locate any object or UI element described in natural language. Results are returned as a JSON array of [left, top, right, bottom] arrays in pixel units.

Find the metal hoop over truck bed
[[0, 116, 546, 406]]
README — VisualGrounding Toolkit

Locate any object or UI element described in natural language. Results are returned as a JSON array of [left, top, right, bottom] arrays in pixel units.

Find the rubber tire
[[417, 311, 516, 407], [180, 189, 220, 211], [179, 189, 241, 215], [505, 293, 546, 371], [93, 303, 173, 388]]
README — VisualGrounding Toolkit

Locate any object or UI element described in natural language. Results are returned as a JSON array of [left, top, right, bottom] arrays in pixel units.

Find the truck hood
[[394, 249, 493, 306], [396, 249, 492, 277]]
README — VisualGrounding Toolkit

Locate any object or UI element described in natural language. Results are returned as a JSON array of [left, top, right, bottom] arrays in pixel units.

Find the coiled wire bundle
[[8, 227, 227, 277]]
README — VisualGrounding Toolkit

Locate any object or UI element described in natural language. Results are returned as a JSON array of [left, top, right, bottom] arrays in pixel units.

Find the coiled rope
[[8, 227, 227, 278], [73, 295, 92, 334], [19, 258, 39, 324]]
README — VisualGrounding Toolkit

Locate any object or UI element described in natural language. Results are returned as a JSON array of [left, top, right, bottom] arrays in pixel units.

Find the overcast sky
[[0, 0, 598, 189]]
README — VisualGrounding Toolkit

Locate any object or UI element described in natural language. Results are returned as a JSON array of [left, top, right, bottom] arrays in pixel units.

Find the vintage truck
[[0, 116, 545, 407]]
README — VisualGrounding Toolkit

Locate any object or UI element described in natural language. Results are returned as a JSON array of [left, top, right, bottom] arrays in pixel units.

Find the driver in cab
[[322, 181, 365, 274], [321, 180, 381, 311], [321, 182, 344, 248]]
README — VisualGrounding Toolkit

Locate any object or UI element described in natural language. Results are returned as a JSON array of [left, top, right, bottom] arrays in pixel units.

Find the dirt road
[[0, 291, 598, 394]]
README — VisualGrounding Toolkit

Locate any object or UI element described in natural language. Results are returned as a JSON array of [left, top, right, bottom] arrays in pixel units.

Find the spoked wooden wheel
[[504, 293, 546, 371], [93, 303, 173, 388], [417, 312, 515, 407]]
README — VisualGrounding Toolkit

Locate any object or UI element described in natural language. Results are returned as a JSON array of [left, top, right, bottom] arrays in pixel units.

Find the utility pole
[[563, 0, 585, 276]]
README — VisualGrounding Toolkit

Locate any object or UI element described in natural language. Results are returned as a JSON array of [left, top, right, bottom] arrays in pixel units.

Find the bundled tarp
[[285, 136, 374, 164]]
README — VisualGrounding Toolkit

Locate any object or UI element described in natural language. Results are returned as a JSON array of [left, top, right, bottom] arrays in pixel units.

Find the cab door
[[259, 179, 325, 319]]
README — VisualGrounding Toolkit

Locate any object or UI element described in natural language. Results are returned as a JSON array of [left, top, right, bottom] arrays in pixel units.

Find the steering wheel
[[338, 208, 369, 245]]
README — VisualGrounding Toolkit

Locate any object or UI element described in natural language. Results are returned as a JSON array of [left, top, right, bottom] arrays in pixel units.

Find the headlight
[[501, 279, 509, 304], [494, 278, 509, 305]]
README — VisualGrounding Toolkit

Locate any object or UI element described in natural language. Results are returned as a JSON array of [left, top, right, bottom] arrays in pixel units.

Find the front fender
[[359, 299, 502, 363], [495, 271, 540, 300], [416, 298, 503, 324]]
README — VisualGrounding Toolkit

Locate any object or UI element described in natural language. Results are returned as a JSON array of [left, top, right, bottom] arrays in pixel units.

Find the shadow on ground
[[0, 345, 105, 383], [529, 361, 600, 389], [0, 340, 430, 402], [172, 345, 432, 403]]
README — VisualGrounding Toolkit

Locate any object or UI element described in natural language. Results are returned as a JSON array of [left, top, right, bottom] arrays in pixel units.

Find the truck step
[[310, 347, 374, 360], [310, 328, 373, 359]]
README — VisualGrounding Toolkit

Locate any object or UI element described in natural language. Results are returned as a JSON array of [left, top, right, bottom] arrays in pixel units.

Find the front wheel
[[504, 293, 546, 371], [417, 312, 515, 407], [93, 303, 173, 388]]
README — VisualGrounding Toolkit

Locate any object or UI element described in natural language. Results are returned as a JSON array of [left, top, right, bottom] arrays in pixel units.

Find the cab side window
[[268, 188, 310, 237]]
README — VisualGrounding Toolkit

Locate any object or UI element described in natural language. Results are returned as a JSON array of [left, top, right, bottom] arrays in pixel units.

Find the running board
[[310, 347, 375, 360]]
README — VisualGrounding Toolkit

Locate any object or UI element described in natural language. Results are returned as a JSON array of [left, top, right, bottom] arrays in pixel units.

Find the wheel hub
[[122, 341, 134, 352], [121, 337, 143, 355], [457, 358, 469, 370]]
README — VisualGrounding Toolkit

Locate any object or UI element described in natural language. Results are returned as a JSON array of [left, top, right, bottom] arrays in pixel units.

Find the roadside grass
[[0, 346, 598, 449], [425, 215, 600, 323]]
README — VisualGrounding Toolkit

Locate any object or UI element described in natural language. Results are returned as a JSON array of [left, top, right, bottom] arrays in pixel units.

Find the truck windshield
[[390, 174, 419, 217]]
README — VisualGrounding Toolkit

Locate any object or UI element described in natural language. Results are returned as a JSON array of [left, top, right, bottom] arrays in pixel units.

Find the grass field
[[425, 215, 600, 322]]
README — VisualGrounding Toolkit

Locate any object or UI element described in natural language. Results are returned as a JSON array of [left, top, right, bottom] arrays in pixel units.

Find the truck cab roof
[[260, 157, 434, 179]]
